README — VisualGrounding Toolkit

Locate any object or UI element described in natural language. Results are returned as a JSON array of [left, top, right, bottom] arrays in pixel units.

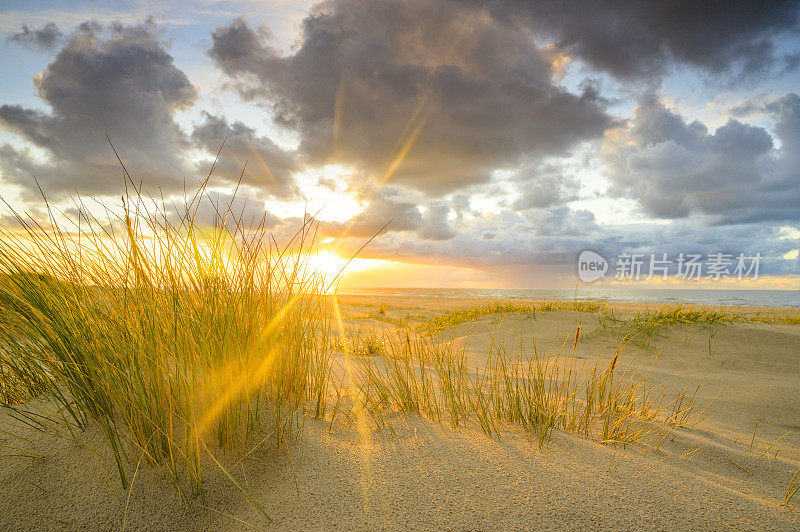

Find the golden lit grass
[[786, 467, 800, 509], [752, 313, 800, 326], [0, 205, 713, 501], [3, 169, 798, 513], [598, 305, 742, 350], [417, 301, 800, 341], [600, 305, 800, 344], [421, 300, 607, 331], [336, 327, 388, 358], [0, 177, 334, 506], [341, 323, 702, 450]]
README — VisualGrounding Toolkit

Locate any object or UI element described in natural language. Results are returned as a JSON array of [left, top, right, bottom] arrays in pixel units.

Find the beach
[[3, 0, 800, 529], [1, 298, 799, 530]]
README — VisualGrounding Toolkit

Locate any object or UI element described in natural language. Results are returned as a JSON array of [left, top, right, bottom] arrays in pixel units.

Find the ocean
[[339, 287, 800, 308]]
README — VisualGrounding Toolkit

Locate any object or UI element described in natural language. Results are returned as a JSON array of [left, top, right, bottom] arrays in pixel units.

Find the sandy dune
[[1, 301, 799, 530]]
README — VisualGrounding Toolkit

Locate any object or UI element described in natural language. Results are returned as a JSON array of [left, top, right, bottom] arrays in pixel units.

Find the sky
[[1, 0, 799, 289]]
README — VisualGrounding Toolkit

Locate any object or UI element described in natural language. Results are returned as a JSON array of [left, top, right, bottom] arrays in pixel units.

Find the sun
[[308, 250, 350, 281], [302, 249, 396, 291]]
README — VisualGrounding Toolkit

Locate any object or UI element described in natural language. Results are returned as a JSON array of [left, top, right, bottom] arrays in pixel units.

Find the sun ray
[[332, 293, 373, 516], [196, 291, 303, 438], [333, 78, 348, 157], [330, 22, 468, 254]]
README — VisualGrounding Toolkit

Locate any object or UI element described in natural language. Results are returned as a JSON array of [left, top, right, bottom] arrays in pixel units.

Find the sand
[[1, 299, 799, 530]]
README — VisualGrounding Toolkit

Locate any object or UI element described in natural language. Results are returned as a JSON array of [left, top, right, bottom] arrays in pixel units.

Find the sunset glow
[[2, 3, 800, 530]]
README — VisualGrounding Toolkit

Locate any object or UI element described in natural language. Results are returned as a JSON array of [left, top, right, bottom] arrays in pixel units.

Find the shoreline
[[336, 286, 800, 309], [334, 293, 800, 317]]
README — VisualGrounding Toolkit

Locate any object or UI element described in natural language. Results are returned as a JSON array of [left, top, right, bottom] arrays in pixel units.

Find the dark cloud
[[177, 189, 282, 232], [418, 202, 457, 241], [345, 189, 426, 237], [191, 112, 299, 198], [1, 5, 797, 285], [0, 20, 197, 197], [604, 93, 800, 223], [346, 200, 798, 282], [352, 205, 599, 270], [8, 23, 63, 51], [522, 207, 597, 237], [208, 1, 611, 196], [511, 168, 580, 210], [483, 0, 800, 82]]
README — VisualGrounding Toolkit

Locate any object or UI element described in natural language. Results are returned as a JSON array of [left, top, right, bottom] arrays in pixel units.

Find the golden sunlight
[[268, 164, 364, 223], [3, 4, 800, 530], [304, 249, 392, 289]]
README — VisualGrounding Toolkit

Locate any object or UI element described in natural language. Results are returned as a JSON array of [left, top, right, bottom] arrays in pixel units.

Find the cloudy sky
[[1, 0, 799, 288]]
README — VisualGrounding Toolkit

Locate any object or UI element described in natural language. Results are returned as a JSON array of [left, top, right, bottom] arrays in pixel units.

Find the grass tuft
[[0, 179, 333, 498], [337, 321, 699, 450], [421, 300, 606, 332], [598, 305, 742, 349]]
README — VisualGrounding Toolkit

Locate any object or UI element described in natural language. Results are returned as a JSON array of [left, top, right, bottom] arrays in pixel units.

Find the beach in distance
[[2, 295, 799, 530], [339, 287, 800, 308]]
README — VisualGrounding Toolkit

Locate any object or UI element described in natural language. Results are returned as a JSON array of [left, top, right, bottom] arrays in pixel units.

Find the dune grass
[[1, 241, 710, 498], [0, 179, 334, 501], [340, 322, 701, 450], [10, 175, 799, 510], [598, 305, 743, 349], [418, 301, 800, 341], [421, 300, 606, 332], [752, 313, 800, 326], [4, 154, 800, 524], [335, 326, 387, 358], [787, 466, 800, 510]]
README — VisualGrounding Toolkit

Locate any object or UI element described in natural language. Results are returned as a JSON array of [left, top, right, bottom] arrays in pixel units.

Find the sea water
[[339, 287, 800, 308]]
